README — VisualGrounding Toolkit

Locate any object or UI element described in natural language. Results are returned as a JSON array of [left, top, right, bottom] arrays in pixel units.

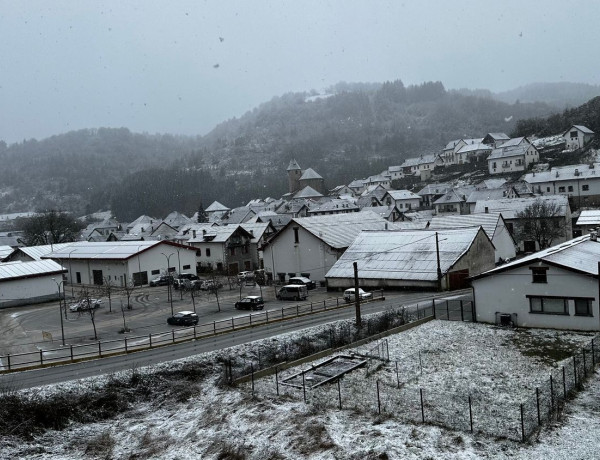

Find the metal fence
[[434, 299, 474, 321], [244, 331, 600, 442], [0, 291, 386, 372]]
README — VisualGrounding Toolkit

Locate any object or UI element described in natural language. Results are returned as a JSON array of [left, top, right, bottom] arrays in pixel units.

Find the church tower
[[287, 159, 302, 194]]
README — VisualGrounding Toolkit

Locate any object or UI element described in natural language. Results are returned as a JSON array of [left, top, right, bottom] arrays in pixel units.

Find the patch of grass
[[508, 330, 591, 365], [85, 431, 115, 458], [128, 430, 174, 460]]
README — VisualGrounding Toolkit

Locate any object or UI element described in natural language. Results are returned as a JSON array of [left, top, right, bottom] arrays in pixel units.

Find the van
[[276, 284, 308, 301], [288, 276, 316, 290]]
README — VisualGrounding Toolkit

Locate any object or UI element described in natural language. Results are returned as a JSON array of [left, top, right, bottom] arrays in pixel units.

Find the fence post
[[376, 380, 381, 414], [338, 379, 342, 409], [536, 388, 541, 426], [323, 300, 326, 310], [149, 333, 152, 348], [297, 305, 299, 316], [432, 298, 436, 319], [281, 307, 284, 320], [520, 403, 525, 442], [70, 345, 74, 362], [193, 326, 197, 339], [562, 366, 566, 398], [395, 361, 400, 388], [420, 388, 425, 423], [460, 300, 464, 321], [231, 318, 235, 330], [419, 351, 423, 374], [416, 304, 420, 319], [124, 337, 128, 353], [468, 395, 473, 432], [7, 354, 10, 370], [213, 321, 216, 334], [249, 314, 252, 327], [251, 362, 255, 397], [583, 349, 588, 379], [40, 349, 43, 366], [302, 371, 307, 403], [275, 366, 279, 396], [550, 374, 554, 413], [172, 330, 175, 344], [386, 340, 390, 361], [336, 297, 339, 307], [266, 311, 269, 323], [592, 338, 596, 368], [573, 357, 578, 388], [98, 342, 102, 358], [446, 300, 450, 319]]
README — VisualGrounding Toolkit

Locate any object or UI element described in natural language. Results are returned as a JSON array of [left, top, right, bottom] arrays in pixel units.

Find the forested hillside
[[0, 80, 560, 220]]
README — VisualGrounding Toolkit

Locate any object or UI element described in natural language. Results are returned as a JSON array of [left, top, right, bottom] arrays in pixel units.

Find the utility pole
[[436, 232, 442, 291], [353, 261, 362, 328]]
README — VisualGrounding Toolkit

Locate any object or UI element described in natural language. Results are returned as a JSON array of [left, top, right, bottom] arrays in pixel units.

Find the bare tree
[[100, 276, 115, 313], [119, 300, 131, 333], [515, 198, 567, 250], [79, 286, 99, 340], [121, 277, 138, 310]]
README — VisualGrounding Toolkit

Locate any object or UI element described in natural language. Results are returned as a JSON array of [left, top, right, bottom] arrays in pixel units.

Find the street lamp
[[176, 247, 182, 300], [52, 278, 65, 346], [161, 252, 175, 315], [68, 248, 77, 299]]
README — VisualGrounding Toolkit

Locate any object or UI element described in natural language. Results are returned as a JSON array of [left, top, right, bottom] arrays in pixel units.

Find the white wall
[[0, 274, 60, 308], [473, 264, 600, 331], [263, 225, 340, 282], [492, 221, 517, 262]]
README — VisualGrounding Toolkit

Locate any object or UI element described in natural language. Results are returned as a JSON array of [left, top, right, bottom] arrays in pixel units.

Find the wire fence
[[241, 328, 600, 442], [0, 291, 387, 372]]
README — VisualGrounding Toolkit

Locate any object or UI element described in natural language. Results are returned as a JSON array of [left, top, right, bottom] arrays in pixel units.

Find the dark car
[[234, 296, 264, 310], [149, 275, 174, 287], [173, 273, 199, 289], [288, 276, 317, 290], [167, 311, 199, 326]]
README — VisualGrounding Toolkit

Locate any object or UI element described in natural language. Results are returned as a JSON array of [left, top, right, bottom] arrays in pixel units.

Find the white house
[[382, 190, 422, 211], [428, 212, 516, 263], [472, 234, 600, 331], [562, 125, 594, 150], [575, 210, 600, 235], [325, 227, 496, 291], [488, 137, 539, 175], [524, 163, 600, 209], [455, 143, 492, 164], [482, 132, 510, 148], [0, 260, 67, 308], [262, 211, 392, 283], [43, 241, 198, 287]]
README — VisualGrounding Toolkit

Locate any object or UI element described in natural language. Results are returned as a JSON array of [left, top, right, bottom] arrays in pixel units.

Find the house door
[[92, 270, 103, 285], [448, 269, 469, 290]]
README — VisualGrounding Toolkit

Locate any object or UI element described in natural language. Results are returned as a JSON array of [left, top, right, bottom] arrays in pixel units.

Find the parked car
[[199, 280, 223, 291], [276, 284, 308, 301], [149, 274, 174, 287], [69, 298, 102, 312], [167, 311, 199, 326], [288, 276, 317, 290], [173, 273, 199, 289], [234, 296, 265, 310], [343, 288, 373, 302], [238, 271, 254, 281]]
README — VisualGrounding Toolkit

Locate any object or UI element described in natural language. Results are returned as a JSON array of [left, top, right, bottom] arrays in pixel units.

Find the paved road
[[0, 289, 471, 390]]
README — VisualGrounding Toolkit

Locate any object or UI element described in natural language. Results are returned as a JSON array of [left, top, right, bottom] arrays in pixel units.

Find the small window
[[575, 298, 593, 316], [528, 296, 568, 315], [546, 187, 550, 192], [183, 264, 191, 270], [151, 269, 160, 275], [582, 184, 589, 191], [293, 227, 299, 244], [568, 186, 573, 192], [206, 248, 211, 257], [558, 186, 565, 193], [530, 267, 548, 283]]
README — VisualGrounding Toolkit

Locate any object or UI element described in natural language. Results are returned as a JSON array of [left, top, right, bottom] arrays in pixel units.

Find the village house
[[307, 199, 360, 216], [262, 211, 391, 284], [325, 227, 495, 291], [0, 260, 67, 308], [433, 189, 470, 215], [482, 132, 510, 149], [455, 142, 492, 164], [383, 190, 422, 211], [562, 125, 595, 150], [416, 183, 451, 208], [471, 234, 600, 331], [487, 137, 539, 175], [575, 210, 600, 236]]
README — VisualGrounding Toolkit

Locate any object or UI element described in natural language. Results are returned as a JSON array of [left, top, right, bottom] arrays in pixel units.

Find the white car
[[69, 298, 102, 312], [343, 288, 373, 302]]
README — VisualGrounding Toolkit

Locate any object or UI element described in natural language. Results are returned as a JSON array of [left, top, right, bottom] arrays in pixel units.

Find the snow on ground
[[1, 320, 600, 459]]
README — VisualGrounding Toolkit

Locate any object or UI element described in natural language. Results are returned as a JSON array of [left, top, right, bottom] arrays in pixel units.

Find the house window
[[206, 248, 211, 257], [183, 264, 191, 270], [242, 245, 249, 254], [530, 267, 548, 283], [293, 227, 299, 244], [558, 186, 565, 193], [575, 298, 593, 316], [197, 249, 201, 257], [568, 186, 573, 192], [546, 187, 550, 192], [570, 131, 578, 139], [151, 269, 160, 275], [529, 296, 568, 315], [582, 184, 589, 191]]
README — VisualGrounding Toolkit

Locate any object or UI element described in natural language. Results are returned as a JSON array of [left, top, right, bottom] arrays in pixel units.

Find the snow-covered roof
[[43, 241, 190, 260], [475, 234, 600, 278], [359, 206, 394, 219], [0, 260, 66, 281], [488, 144, 530, 160], [443, 139, 464, 151], [294, 185, 323, 199], [289, 211, 393, 249], [433, 189, 466, 205], [188, 226, 245, 244], [299, 168, 323, 180], [524, 163, 600, 184], [325, 227, 483, 281], [419, 154, 438, 165], [239, 222, 272, 243], [416, 183, 452, 196], [15, 243, 75, 261], [221, 207, 256, 225], [576, 210, 600, 226], [500, 137, 528, 148], [163, 211, 192, 229], [428, 213, 503, 239], [386, 190, 421, 201], [481, 178, 507, 189], [287, 159, 301, 171], [472, 195, 569, 219], [0, 245, 13, 260], [485, 133, 510, 141], [466, 188, 506, 204], [401, 157, 421, 167], [456, 143, 492, 154], [348, 179, 365, 189], [308, 199, 359, 214], [126, 215, 157, 230], [205, 201, 230, 213], [563, 125, 595, 135]]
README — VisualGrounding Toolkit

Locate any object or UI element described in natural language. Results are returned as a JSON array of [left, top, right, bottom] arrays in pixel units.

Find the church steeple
[[287, 159, 302, 194]]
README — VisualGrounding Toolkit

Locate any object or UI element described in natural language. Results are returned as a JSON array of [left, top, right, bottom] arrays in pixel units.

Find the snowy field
[[1, 320, 600, 459]]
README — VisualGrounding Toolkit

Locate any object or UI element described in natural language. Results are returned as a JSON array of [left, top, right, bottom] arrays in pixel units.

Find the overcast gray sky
[[1, 0, 598, 144]]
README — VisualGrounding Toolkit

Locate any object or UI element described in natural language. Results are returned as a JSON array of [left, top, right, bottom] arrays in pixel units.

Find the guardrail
[[0, 290, 385, 373]]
